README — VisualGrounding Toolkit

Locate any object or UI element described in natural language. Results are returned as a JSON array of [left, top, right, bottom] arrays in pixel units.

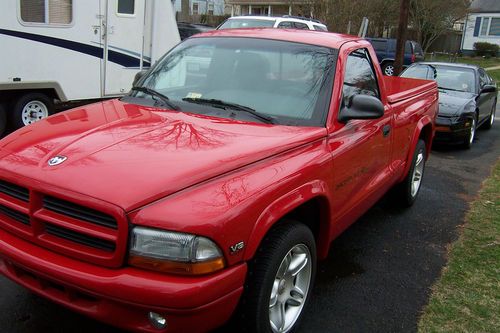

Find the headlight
[[129, 227, 225, 275]]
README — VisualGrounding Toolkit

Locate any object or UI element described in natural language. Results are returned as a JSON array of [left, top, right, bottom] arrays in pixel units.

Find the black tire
[[461, 114, 477, 149], [237, 221, 316, 333], [11, 93, 54, 129], [394, 139, 426, 207], [483, 100, 496, 130], [382, 62, 395, 76], [0, 104, 6, 137]]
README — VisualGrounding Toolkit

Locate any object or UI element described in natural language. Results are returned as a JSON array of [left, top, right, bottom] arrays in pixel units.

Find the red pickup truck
[[0, 29, 437, 333]]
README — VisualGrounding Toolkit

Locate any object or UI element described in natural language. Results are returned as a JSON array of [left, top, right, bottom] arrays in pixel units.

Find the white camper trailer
[[0, 0, 180, 134]]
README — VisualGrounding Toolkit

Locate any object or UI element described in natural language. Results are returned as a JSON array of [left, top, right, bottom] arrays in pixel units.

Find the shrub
[[474, 42, 499, 57]]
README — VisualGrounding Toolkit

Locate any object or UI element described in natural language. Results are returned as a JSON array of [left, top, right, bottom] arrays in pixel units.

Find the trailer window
[[117, 0, 135, 15], [20, 0, 72, 25]]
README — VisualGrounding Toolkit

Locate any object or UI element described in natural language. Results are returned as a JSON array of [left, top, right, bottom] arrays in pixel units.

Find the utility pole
[[394, 0, 410, 76]]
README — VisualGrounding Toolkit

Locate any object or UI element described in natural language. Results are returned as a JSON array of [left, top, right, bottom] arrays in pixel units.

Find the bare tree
[[410, 0, 470, 52]]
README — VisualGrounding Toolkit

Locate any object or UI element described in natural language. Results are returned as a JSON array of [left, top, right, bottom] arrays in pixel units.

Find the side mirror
[[133, 70, 148, 87], [481, 84, 496, 94], [338, 94, 384, 123]]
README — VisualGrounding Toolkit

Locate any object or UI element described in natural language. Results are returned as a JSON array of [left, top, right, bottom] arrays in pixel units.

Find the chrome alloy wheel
[[269, 244, 312, 333], [384, 65, 395, 76], [21, 100, 48, 126], [469, 117, 476, 145], [411, 150, 425, 197], [490, 105, 496, 126]]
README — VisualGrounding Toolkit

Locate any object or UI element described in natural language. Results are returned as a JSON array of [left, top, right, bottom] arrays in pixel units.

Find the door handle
[[382, 124, 391, 137]]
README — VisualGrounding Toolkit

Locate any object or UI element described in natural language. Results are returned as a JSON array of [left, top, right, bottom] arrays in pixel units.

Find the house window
[[480, 17, 490, 36], [192, 2, 199, 15], [20, 0, 72, 25], [208, 3, 214, 15], [490, 18, 500, 36], [478, 17, 500, 37], [117, 0, 135, 15]]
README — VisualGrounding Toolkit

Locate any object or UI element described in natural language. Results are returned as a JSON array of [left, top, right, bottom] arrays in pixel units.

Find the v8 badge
[[229, 241, 245, 255]]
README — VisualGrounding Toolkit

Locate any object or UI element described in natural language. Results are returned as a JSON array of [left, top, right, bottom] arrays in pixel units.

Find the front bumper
[[0, 228, 246, 333], [433, 116, 472, 144]]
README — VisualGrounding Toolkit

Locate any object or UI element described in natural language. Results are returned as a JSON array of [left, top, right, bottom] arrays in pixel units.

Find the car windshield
[[402, 65, 476, 93], [218, 19, 276, 29], [135, 37, 337, 126]]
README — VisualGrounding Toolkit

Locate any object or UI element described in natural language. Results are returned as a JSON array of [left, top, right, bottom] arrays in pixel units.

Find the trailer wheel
[[237, 221, 316, 333], [0, 104, 6, 137], [11, 93, 54, 129]]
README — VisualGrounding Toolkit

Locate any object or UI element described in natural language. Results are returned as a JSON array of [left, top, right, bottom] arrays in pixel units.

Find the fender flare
[[400, 115, 434, 182], [243, 180, 332, 261]]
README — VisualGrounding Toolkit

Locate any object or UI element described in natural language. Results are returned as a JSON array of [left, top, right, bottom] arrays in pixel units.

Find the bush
[[474, 42, 499, 57]]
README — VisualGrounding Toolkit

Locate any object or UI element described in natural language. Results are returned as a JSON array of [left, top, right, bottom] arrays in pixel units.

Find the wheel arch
[[243, 181, 332, 262], [0, 82, 67, 103], [400, 116, 433, 182]]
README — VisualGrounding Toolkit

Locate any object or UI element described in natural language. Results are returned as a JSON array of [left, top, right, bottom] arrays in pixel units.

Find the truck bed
[[383, 76, 437, 104]]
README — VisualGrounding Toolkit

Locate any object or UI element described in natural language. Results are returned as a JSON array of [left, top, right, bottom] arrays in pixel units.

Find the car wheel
[[483, 101, 496, 130], [382, 62, 395, 76], [394, 139, 426, 207], [237, 221, 316, 333], [11, 93, 54, 129], [0, 104, 6, 137], [462, 115, 477, 149]]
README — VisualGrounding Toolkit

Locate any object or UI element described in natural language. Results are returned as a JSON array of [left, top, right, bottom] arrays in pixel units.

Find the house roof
[[470, 0, 500, 13]]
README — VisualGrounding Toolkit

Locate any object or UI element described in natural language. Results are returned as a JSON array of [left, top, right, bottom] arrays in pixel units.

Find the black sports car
[[401, 62, 497, 148]]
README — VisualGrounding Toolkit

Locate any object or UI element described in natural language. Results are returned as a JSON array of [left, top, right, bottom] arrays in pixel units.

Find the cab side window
[[342, 49, 380, 107], [277, 21, 294, 29]]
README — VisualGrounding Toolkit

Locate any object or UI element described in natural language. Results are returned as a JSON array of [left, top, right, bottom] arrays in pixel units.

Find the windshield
[[402, 64, 476, 93], [218, 19, 276, 29], [135, 37, 337, 126]]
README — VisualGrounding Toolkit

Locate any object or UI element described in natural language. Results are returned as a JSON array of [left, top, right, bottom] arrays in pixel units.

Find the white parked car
[[218, 15, 328, 31]]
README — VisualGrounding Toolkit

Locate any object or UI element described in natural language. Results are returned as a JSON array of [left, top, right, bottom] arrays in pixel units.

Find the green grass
[[418, 161, 500, 332], [427, 54, 500, 69], [487, 69, 500, 84]]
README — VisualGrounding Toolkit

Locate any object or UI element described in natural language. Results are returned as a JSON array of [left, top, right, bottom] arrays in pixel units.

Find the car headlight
[[129, 227, 225, 275]]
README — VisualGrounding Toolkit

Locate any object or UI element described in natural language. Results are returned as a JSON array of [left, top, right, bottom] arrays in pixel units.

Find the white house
[[461, 0, 500, 55], [172, 0, 226, 16]]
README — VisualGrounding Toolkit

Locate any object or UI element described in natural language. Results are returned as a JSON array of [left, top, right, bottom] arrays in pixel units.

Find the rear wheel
[[394, 139, 426, 207], [237, 221, 316, 333], [382, 62, 395, 76], [11, 93, 54, 129], [483, 101, 496, 130]]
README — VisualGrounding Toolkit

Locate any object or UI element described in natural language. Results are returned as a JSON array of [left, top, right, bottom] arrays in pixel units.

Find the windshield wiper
[[438, 86, 465, 93], [131, 87, 179, 110], [182, 97, 274, 124]]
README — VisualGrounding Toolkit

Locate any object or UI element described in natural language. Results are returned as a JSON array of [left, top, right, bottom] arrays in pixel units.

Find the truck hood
[[0, 99, 326, 211]]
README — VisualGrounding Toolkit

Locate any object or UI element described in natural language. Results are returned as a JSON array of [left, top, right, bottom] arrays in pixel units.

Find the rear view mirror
[[481, 85, 496, 94], [133, 70, 148, 87], [338, 94, 384, 123]]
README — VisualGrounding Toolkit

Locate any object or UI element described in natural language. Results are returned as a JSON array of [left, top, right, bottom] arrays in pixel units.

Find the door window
[[293, 22, 309, 30], [20, 0, 72, 25], [117, 0, 135, 15], [478, 69, 489, 87], [277, 21, 294, 29], [342, 49, 380, 107]]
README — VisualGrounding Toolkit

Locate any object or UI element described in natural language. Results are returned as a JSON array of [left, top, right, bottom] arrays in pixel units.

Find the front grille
[[45, 223, 116, 252], [0, 178, 125, 267], [43, 196, 117, 229], [0, 204, 30, 225], [0, 180, 29, 202]]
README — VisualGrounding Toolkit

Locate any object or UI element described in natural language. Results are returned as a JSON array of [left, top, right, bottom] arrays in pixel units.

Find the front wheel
[[394, 139, 427, 207], [11, 93, 54, 129], [462, 116, 476, 149], [483, 101, 496, 130], [237, 222, 316, 333]]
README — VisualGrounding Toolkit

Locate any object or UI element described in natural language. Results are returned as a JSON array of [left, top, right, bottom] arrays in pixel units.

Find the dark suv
[[366, 38, 424, 76]]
